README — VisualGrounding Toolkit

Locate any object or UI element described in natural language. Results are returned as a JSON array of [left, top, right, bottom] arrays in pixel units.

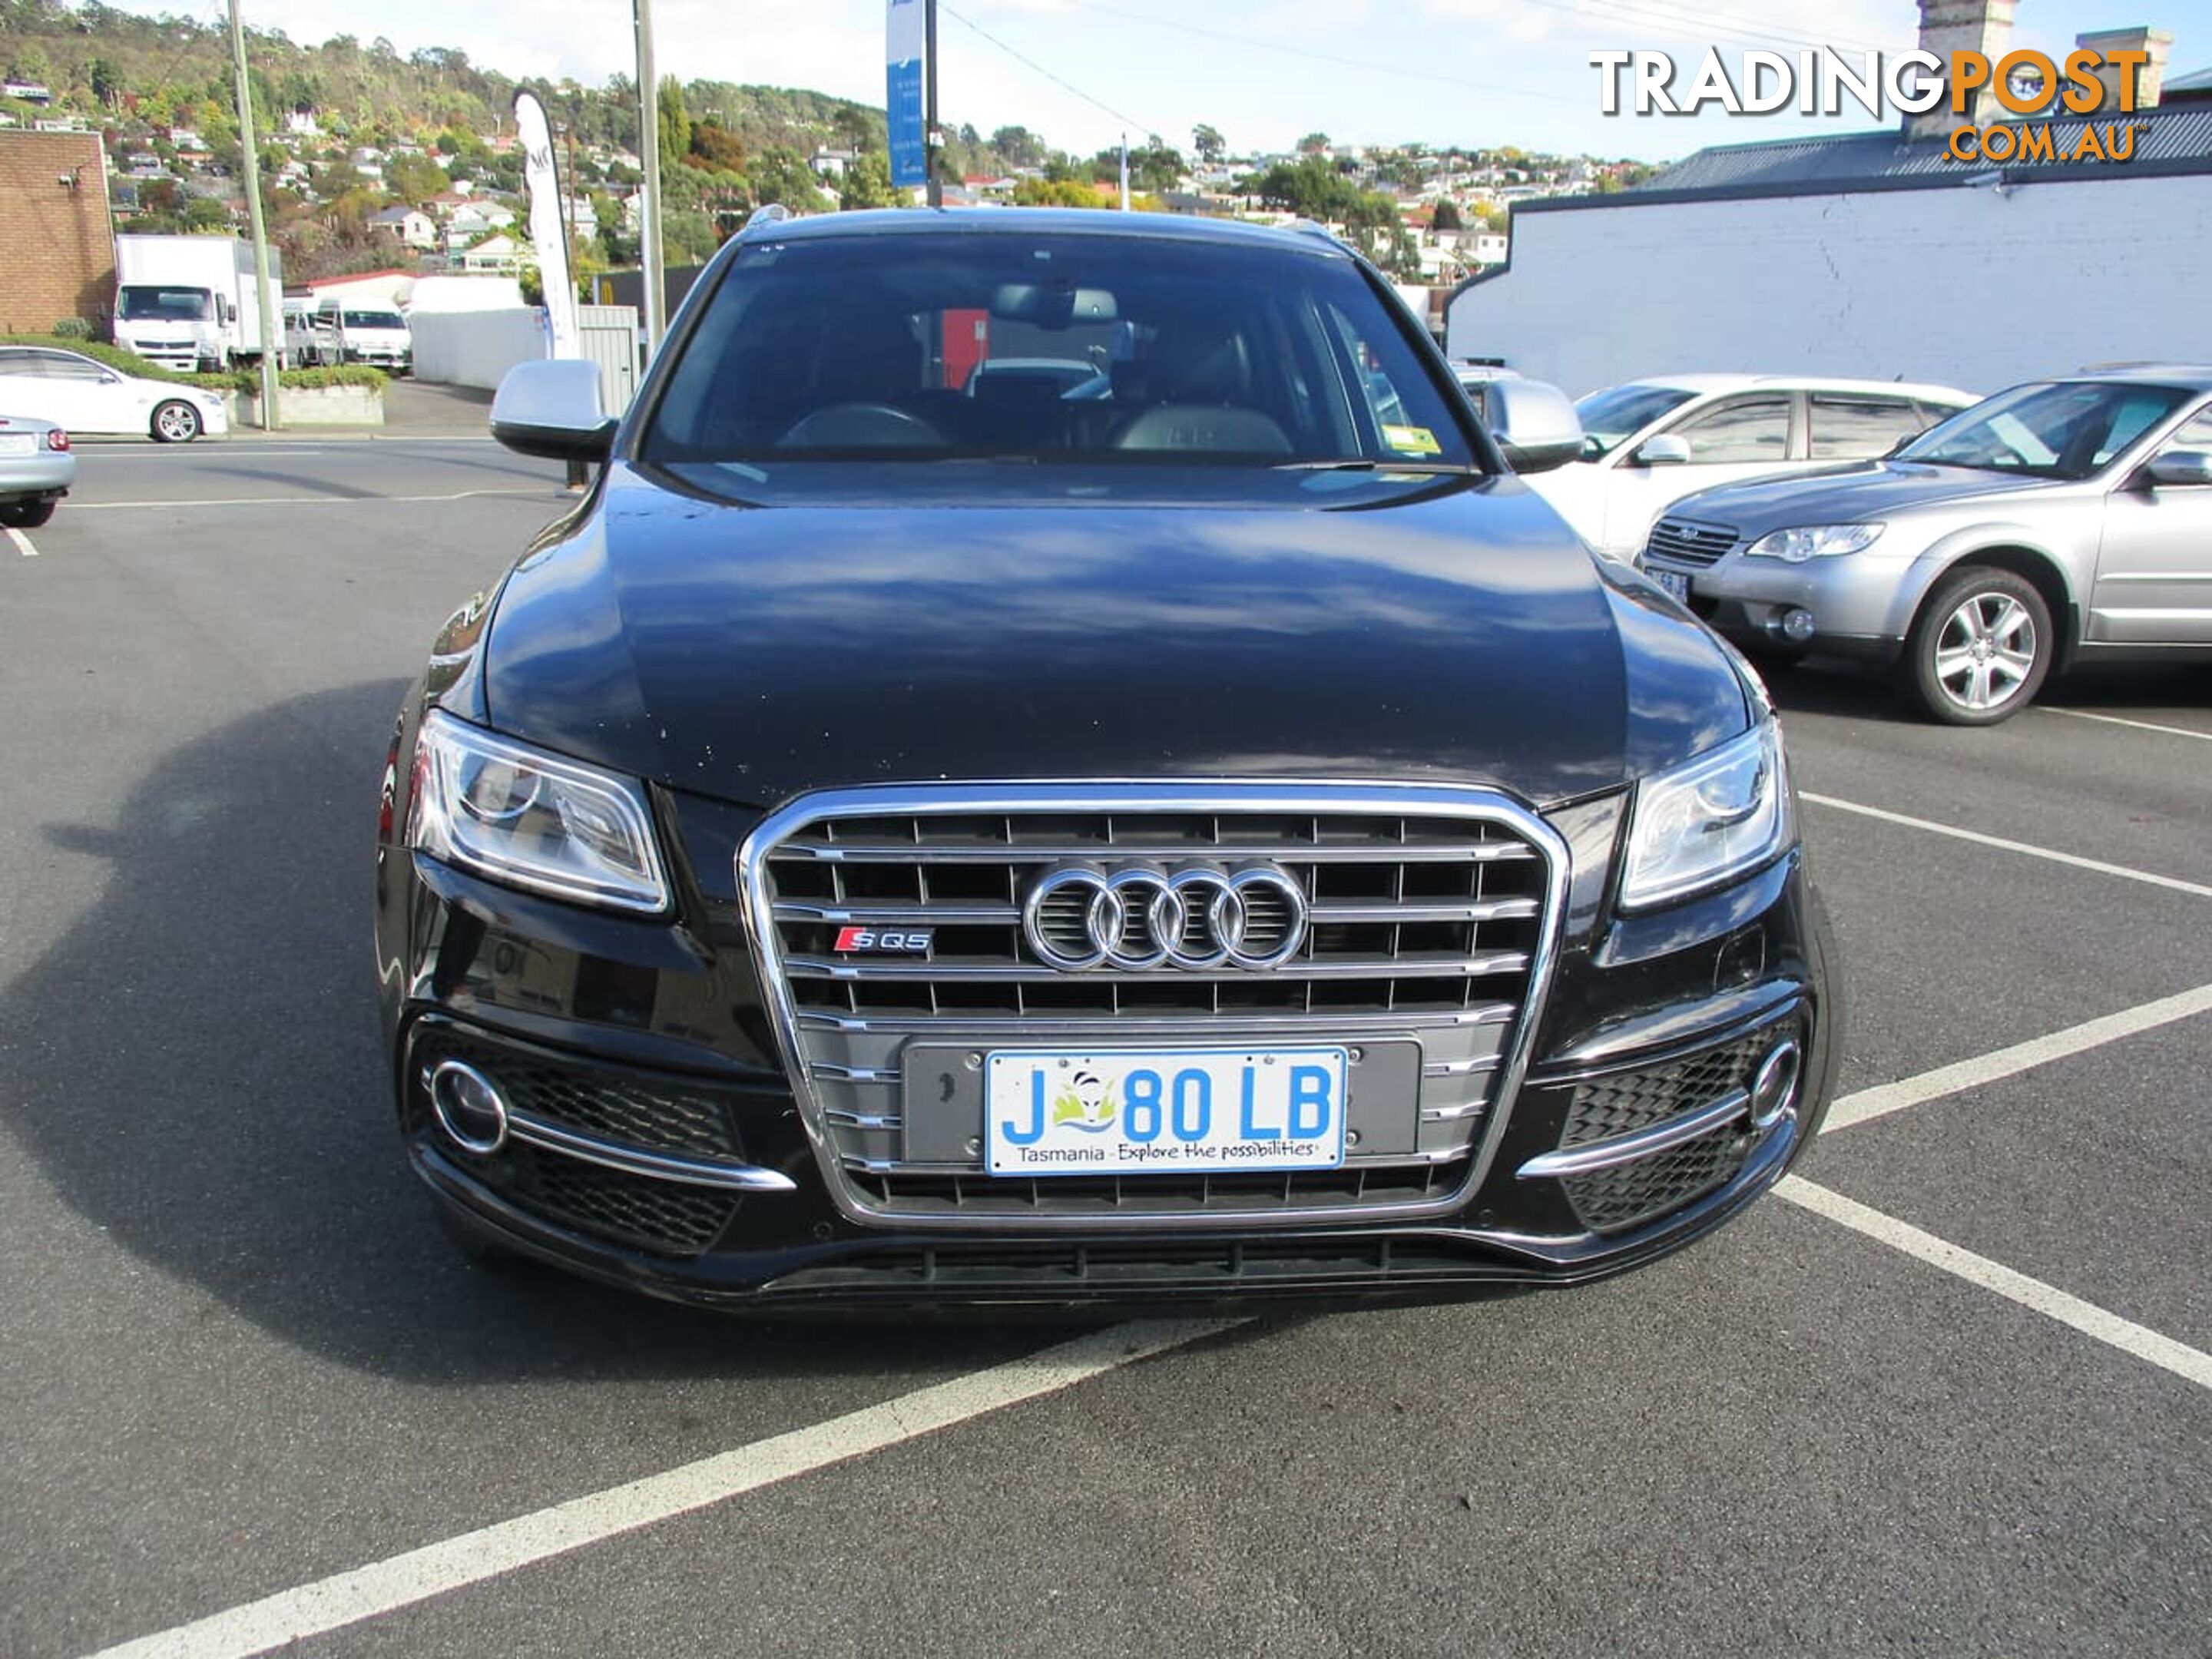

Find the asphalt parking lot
[[2, 436, 2207, 1659]]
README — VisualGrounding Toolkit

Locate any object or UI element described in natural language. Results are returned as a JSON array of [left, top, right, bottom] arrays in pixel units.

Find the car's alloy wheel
[[151, 399, 202, 443], [1903, 567, 2051, 725]]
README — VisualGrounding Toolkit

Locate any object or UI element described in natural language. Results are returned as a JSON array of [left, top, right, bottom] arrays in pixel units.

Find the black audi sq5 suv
[[373, 207, 1839, 1310]]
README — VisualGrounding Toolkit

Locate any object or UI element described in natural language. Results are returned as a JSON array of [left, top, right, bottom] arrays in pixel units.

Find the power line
[[1062, 0, 1906, 109], [938, 2, 1157, 137], [1540, 0, 1905, 58], [1060, 1, 1588, 108]]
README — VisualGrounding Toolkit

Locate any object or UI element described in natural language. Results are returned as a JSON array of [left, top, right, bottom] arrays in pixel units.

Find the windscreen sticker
[[1381, 423, 1442, 456]]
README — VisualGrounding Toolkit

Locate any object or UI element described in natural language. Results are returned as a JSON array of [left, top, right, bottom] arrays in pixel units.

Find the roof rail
[[742, 203, 792, 236]]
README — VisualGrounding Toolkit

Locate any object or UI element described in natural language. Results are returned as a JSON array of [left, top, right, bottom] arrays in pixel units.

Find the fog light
[[1748, 1038, 1802, 1132], [428, 1058, 509, 1154], [1779, 607, 1816, 644]]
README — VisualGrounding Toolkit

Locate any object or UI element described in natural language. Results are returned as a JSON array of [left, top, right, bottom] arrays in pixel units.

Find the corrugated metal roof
[[1638, 102, 2212, 197], [2164, 65, 2212, 94]]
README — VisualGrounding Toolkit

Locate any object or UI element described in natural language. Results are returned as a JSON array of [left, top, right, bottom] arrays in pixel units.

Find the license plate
[[1651, 568, 1690, 601], [984, 1047, 1349, 1177], [0, 434, 36, 456]]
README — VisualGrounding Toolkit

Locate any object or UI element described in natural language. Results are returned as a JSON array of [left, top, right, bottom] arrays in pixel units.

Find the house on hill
[[369, 206, 436, 250], [455, 233, 527, 274]]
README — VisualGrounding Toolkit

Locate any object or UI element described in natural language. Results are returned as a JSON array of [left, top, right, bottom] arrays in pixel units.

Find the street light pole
[[227, 0, 280, 429], [634, 0, 666, 355], [924, 0, 942, 208]]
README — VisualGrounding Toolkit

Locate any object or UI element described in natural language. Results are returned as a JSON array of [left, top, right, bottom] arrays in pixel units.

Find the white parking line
[[1776, 1177, 2212, 1392], [6, 525, 35, 557], [70, 487, 558, 512], [1801, 792, 2212, 901], [2041, 707, 2212, 743], [80, 1319, 1234, 1659], [1822, 982, 2212, 1134], [71, 979, 2212, 1658]]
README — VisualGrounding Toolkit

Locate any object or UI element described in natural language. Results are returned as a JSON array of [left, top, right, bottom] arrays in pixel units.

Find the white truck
[[111, 234, 286, 374]]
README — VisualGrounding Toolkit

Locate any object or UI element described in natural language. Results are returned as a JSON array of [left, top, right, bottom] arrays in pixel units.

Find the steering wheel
[[776, 402, 946, 449]]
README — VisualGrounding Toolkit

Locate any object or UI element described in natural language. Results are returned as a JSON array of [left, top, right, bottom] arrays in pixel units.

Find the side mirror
[[1632, 433, 1692, 468], [491, 359, 615, 462], [2142, 449, 2212, 489], [1487, 377, 1583, 475]]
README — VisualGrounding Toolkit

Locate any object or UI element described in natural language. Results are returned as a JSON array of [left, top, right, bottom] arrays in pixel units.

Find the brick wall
[[0, 131, 115, 334], [1447, 172, 2212, 396]]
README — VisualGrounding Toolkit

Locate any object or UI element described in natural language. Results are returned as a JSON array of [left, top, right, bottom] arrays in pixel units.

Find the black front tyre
[[1900, 566, 2052, 725], [151, 399, 204, 443], [0, 498, 55, 529]]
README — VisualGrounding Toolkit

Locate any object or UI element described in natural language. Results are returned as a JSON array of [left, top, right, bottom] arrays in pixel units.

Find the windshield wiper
[[1273, 459, 1483, 475]]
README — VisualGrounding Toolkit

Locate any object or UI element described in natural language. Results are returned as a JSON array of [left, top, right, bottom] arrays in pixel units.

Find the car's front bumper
[[377, 775, 1839, 1312], [1647, 545, 1932, 661], [412, 1106, 1806, 1313]]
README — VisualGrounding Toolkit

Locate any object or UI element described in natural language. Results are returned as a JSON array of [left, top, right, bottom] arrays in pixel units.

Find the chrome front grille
[[1644, 518, 1739, 568], [740, 784, 1566, 1230]]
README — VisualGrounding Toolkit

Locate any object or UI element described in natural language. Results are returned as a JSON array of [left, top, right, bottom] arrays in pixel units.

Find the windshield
[[642, 230, 1479, 474], [1572, 383, 1699, 459], [1899, 380, 2194, 479], [118, 286, 212, 323], [343, 310, 407, 329]]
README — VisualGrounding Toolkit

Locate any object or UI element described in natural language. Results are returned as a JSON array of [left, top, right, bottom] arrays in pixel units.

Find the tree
[[1012, 177, 1109, 208], [655, 75, 690, 175], [383, 151, 449, 203], [1297, 131, 1330, 154], [1191, 123, 1224, 165], [1431, 198, 1462, 231], [86, 56, 121, 110], [1249, 155, 1359, 220], [687, 118, 744, 174], [838, 148, 896, 211], [660, 207, 718, 264], [1128, 135, 1183, 194], [749, 146, 827, 213], [991, 125, 1044, 169]]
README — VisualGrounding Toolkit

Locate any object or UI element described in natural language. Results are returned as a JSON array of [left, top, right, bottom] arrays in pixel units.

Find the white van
[[311, 301, 413, 373]]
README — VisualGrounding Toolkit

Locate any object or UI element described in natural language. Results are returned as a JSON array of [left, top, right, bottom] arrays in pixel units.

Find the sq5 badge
[[833, 925, 935, 954]]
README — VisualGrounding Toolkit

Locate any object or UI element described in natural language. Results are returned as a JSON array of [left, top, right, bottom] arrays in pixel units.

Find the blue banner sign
[[887, 0, 928, 189]]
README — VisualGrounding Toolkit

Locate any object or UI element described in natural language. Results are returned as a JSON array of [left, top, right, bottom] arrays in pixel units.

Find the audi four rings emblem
[[1021, 863, 1309, 972]]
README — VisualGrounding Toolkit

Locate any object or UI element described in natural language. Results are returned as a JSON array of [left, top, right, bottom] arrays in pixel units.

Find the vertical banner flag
[[515, 91, 580, 359], [886, 0, 929, 190]]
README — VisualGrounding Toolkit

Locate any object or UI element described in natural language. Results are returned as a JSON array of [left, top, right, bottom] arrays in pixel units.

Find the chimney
[[2073, 27, 2175, 113], [1905, 0, 2019, 141]]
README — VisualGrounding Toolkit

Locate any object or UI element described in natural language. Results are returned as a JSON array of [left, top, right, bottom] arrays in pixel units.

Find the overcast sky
[[118, 0, 2197, 161]]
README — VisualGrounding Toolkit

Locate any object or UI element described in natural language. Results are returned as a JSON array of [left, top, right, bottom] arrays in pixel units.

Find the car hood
[[1664, 461, 2066, 537], [469, 463, 1750, 810]]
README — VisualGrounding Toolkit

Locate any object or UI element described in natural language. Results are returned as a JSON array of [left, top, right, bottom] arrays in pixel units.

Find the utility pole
[[634, 0, 665, 354], [227, 0, 280, 429], [924, 0, 942, 208], [1118, 134, 1130, 211], [555, 119, 575, 247]]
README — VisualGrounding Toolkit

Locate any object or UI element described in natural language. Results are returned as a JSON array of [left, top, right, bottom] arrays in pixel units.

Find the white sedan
[[0, 345, 230, 442], [1527, 373, 1975, 562]]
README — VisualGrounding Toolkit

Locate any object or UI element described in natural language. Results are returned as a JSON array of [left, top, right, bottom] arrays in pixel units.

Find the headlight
[[1618, 720, 1793, 910], [408, 710, 669, 913], [1743, 523, 1883, 562]]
